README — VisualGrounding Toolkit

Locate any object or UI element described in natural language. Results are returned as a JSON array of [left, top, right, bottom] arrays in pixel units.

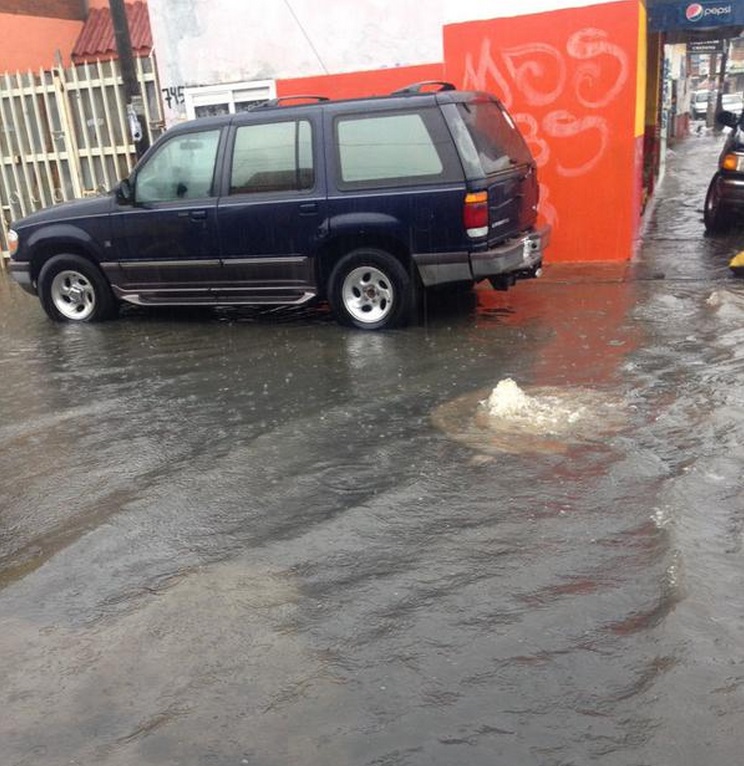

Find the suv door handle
[[179, 210, 207, 221], [299, 202, 318, 215]]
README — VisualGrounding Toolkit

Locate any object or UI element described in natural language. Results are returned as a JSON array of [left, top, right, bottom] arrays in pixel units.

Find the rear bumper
[[8, 260, 36, 295], [470, 225, 549, 281], [413, 225, 551, 287]]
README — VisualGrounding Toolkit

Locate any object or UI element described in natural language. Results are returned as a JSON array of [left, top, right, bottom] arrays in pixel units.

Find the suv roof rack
[[391, 81, 457, 95], [255, 95, 330, 109]]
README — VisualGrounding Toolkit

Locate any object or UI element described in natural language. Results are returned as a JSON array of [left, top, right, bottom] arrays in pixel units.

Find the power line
[[282, 0, 329, 74]]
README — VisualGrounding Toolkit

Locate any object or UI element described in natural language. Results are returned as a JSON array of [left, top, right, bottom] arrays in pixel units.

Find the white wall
[[444, 0, 623, 22], [149, 0, 625, 120], [149, 0, 444, 89]]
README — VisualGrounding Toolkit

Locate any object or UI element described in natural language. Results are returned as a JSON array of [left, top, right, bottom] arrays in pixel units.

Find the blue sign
[[648, 0, 744, 31]]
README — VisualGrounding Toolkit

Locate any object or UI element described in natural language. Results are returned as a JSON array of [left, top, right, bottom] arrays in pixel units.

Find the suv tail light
[[464, 192, 489, 238]]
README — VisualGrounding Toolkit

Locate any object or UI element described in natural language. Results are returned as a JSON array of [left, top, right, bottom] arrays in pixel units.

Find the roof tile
[[72, 1, 152, 63]]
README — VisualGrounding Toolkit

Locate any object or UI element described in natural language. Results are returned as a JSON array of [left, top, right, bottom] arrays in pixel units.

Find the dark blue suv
[[8, 81, 549, 330]]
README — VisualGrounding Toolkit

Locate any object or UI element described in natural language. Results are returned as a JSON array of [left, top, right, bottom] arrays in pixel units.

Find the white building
[[147, 0, 624, 123]]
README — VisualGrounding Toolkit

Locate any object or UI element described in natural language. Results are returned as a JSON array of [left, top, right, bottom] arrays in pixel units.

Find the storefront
[[642, 1, 744, 205]]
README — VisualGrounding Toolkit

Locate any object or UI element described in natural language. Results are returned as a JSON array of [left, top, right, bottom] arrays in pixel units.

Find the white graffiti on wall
[[542, 111, 610, 177], [463, 28, 630, 226], [567, 29, 629, 108]]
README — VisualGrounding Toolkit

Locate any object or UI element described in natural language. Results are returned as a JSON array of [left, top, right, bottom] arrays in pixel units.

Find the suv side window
[[334, 108, 461, 188], [229, 120, 314, 194], [136, 129, 221, 203]]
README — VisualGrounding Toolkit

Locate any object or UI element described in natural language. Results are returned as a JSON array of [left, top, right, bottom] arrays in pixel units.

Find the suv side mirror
[[116, 178, 134, 205], [716, 110, 740, 129]]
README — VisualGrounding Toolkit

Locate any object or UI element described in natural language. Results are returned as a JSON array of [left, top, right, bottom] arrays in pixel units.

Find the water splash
[[481, 378, 589, 435], [432, 378, 627, 455]]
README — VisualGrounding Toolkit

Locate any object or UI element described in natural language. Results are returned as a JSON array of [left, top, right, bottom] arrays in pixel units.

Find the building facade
[[146, 0, 648, 264], [4, 1, 741, 265]]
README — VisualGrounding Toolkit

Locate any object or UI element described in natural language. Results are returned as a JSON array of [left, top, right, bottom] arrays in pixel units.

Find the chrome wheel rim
[[341, 266, 394, 324], [51, 270, 96, 320]]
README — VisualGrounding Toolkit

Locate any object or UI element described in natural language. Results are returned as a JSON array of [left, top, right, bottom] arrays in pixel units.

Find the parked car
[[691, 89, 712, 120], [7, 81, 549, 330], [721, 92, 743, 116], [704, 109, 744, 233]]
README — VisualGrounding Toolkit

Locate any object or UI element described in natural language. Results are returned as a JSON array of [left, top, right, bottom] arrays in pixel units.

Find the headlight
[[721, 153, 744, 172], [7, 229, 18, 257]]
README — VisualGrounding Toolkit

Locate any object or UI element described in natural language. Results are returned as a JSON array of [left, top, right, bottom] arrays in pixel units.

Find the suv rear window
[[334, 108, 461, 188], [453, 100, 532, 175]]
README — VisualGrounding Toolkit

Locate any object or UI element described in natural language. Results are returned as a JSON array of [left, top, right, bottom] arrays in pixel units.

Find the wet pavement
[[1, 132, 743, 766]]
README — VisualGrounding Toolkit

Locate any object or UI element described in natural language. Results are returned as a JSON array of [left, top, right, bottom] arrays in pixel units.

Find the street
[[1, 131, 743, 766]]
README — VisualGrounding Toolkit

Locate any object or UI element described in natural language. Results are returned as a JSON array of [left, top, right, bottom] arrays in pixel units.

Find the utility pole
[[712, 44, 729, 133], [109, 0, 150, 158]]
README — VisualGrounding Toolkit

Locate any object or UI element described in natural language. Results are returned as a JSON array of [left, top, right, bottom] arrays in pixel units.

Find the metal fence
[[0, 55, 163, 265]]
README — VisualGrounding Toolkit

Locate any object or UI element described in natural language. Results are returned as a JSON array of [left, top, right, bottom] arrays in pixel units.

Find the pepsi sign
[[648, 0, 743, 30], [685, 2, 733, 23]]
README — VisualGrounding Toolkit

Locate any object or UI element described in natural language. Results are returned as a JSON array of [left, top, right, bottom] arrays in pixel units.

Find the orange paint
[[444, 1, 644, 263], [276, 63, 445, 101], [0, 14, 83, 70]]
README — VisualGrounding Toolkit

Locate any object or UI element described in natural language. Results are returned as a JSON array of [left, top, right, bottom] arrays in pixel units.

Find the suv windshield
[[454, 100, 532, 175]]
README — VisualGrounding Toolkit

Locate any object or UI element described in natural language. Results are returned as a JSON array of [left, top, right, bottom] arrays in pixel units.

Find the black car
[[704, 108, 744, 234], [8, 81, 550, 330]]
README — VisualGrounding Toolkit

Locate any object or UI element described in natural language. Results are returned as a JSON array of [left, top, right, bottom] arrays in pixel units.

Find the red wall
[[0, 1, 149, 73], [276, 63, 445, 101], [0, 14, 83, 69], [444, 2, 642, 262]]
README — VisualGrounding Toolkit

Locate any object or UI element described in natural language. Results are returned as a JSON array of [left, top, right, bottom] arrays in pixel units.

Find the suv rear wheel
[[328, 248, 412, 330], [38, 254, 118, 322]]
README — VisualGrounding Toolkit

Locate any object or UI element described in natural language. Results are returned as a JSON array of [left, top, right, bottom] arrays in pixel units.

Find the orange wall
[[276, 63, 445, 100], [444, 1, 643, 262], [0, 14, 83, 70]]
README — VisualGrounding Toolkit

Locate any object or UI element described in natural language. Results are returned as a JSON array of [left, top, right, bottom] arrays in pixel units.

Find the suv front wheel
[[38, 254, 118, 322], [704, 173, 729, 234], [328, 248, 413, 330]]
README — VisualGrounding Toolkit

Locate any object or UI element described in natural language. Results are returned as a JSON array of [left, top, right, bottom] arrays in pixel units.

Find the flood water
[[1, 133, 743, 765]]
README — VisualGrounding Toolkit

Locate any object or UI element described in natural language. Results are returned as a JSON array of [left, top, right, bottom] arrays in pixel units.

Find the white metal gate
[[0, 55, 163, 264]]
